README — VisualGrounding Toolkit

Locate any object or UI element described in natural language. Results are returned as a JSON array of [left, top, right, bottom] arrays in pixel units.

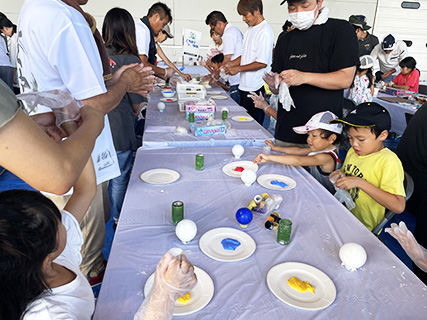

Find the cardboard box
[[189, 122, 226, 136]]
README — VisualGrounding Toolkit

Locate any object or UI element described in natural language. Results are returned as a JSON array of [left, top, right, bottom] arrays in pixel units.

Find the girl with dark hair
[[388, 56, 419, 93], [349, 55, 375, 105], [0, 155, 97, 319], [0, 149, 196, 319], [102, 7, 145, 226]]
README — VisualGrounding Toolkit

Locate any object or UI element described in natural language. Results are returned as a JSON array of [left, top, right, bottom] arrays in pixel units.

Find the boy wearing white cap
[[254, 111, 342, 193]]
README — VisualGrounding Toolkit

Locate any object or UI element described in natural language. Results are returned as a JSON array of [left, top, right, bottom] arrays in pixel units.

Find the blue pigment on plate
[[271, 180, 288, 188], [221, 238, 241, 250]]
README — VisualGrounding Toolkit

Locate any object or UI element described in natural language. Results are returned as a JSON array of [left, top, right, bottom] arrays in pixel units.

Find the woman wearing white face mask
[[268, 0, 359, 148]]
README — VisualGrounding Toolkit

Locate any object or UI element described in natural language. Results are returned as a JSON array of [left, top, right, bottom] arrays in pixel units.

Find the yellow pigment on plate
[[177, 292, 191, 303], [239, 117, 247, 121], [287, 277, 315, 294]]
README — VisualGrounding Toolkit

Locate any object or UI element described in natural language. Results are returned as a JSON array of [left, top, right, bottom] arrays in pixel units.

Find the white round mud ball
[[339, 242, 367, 271], [232, 144, 244, 159], [241, 169, 257, 186], [175, 219, 197, 244], [157, 102, 166, 112]]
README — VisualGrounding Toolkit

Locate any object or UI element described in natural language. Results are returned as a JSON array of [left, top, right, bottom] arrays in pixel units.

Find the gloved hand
[[169, 77, 180, 87], [249, 92, 269, 112], [385, 222, 427, 272], [134, 248, 198, 320], [263, 71, 280, 90], [165, 68, 174, 78], [17, 90, 80, 128], [330, 171, 356, 210]]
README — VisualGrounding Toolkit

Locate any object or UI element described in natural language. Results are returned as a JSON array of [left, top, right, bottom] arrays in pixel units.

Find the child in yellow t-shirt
[[329, 102, 406, 231]]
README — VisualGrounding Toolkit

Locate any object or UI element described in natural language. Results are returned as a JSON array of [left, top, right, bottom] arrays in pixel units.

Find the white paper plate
[[210, 95, 228, 100], [257, 174, 297, 191], [266, 262, 336, 310], [206, 91, 222, 95], [139, 169, 180, 184], [222, 161, 259, 178], [199, 227, 256, 262], [160, 97, 177, 102], [144, 266, 214, 316], [231, 116, 254, 122]]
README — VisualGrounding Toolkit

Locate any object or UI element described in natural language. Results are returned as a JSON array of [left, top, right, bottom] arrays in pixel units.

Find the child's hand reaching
[[264, 140, 277, 152], [254, 153, 270, 164]]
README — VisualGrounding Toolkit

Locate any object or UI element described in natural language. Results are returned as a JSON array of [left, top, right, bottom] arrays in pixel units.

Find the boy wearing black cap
[[330, 102, 406, 231]]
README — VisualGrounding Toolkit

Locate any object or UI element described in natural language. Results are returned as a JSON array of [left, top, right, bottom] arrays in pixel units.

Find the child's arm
[[370, 84, 375, 96], [216, 81, 229, 91], [335, 176, 406, 213], [254, 152, 336, 172], [62, 121, 97, 223], [264, 140, 310, 155], [264, 107, 277, 120], [391, 83, 411, 91], [156, 44, 191, 82], [64, 158, 97, 223]]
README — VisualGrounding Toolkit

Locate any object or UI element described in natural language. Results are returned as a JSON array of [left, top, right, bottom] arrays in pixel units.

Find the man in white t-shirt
[[205, 10, 243, 104], [370, 34, 408, 82], [17, 0, 154, 283], [136, 2, 174, 79], [224, 0, 274, 125]]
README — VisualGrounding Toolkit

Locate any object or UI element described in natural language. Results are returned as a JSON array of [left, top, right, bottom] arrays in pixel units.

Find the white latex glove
[[166, 68, 174, 78], [385, 222, 427, 272], [169, 77, 180, 87], [262, 71, 280, 90], [278, 81, 295, 112], [134, 248, 198, 320], [330, 171, 355, 210], [17, 90, 81, 128], [219, 69, 229, 82], [249, 92, 269, 112]]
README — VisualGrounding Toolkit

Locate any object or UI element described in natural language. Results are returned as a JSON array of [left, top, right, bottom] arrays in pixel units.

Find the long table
[[373, 93, 418, 135], [142, 84, 273, 149], [94, 146, 427, 320]]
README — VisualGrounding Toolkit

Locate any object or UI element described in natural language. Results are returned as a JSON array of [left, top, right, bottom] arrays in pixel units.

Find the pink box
[[184, 101, 216, 113]]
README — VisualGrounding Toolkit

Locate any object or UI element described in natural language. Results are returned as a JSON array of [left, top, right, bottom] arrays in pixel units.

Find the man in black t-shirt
[[271, 0, 358, 146]]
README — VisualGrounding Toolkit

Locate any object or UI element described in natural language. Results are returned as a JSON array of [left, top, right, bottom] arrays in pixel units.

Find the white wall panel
[[2, 0, 426, 78]]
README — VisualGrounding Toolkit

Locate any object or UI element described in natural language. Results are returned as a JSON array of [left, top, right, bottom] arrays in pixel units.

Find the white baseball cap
[[359, 55, 374, 69], [293, 111, 343, 134]]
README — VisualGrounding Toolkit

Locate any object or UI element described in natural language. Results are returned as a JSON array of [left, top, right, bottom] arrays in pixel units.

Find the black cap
[[280, 0, 287, 5], [330, 102, 391, 132], [382, 34, 396, 50], [349, 15, 371, 31]]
